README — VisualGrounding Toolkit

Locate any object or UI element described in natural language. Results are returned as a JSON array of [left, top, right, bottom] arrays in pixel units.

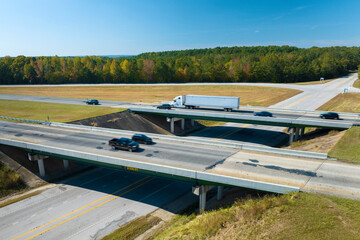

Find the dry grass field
[[317, 92, 360, 113], [0, 85, 301, 107], [0, 99, 121, 122]]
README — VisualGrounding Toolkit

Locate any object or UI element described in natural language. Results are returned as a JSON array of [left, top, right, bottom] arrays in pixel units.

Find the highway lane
[[0, 121, 236, 171], [0, 167, 195, 240], [0, 94, 149, 108]]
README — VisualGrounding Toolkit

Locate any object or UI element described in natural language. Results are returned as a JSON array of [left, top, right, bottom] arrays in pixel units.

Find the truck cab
[[172, 95, 185, 108]]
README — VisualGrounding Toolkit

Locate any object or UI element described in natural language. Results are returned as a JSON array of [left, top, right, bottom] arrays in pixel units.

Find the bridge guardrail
[[241, 105, 360, 117], [0, 116, 328, 160], [0, 138, 300, 194], [130, 107, 354, 129]]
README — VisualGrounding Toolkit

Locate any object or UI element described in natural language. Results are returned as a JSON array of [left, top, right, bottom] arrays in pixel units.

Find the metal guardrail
[[0, 116, 328, 159], [0, 138, 299, 194], [0, 115, 51, 125], [130, 107, 354, 129], [241, 105, 360, 117]]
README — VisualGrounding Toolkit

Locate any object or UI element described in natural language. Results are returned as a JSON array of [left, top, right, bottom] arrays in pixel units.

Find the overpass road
[[1, 120, 360, 239]]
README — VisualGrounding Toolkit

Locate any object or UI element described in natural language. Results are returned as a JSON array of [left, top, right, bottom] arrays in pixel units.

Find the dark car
[[108, 137, 139, 152], [157, 104, 172, 109], [254, 111, 273, 117], [132, 134, 153, 144], [86, 99, 99, 105], [320, 112, 339, 120]]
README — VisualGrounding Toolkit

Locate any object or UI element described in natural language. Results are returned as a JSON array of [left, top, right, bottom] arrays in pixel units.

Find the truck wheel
[[111, 146, 116, 150], [129, 148, 133, 152]]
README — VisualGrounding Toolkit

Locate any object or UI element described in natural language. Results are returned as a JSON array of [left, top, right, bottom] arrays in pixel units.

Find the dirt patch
[[284, 129, 346, 153], [68, 110, 201, 135]]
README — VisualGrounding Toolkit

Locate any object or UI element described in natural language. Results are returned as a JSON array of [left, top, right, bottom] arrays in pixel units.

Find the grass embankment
[[317, 92, 360, 113], [315, 93, 360, 163], [329, 127, 360, 163], [103, 192, 360, 240], [0, 99, 122, 122], [354, 79, 360, 88], [102, 215, 161, 240], [0, 162, 26, 198], [0, 85, 301, 107]]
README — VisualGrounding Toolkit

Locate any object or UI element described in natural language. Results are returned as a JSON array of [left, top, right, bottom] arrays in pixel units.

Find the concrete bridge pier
[[217, 186, 224, 200], [28, 153, 49, 177], [300, 127, 305, 137], [167, 117, 187, 133], [181, 119, 185, 130], [192, 185, 214, 213], [295, 127, 300, 141], [63, 159, 69, 169], [288, 127, 295, 145]]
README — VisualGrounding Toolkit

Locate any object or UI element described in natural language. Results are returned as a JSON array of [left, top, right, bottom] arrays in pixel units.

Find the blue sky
[[0, 0, 359, 56]]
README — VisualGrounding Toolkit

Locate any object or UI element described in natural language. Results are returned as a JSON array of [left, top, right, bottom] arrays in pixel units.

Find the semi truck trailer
[[171, 95, 239, 111]]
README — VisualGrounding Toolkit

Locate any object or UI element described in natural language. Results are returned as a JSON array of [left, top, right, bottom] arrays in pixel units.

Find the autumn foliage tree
[[0, 46, 359, 85]]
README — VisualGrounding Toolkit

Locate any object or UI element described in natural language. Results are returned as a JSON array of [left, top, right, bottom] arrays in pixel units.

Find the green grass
[[0, 162, 26, 198], [317, 93, 360, 113], [101, 215, 161, 240], [328, 127, 360, 163], [0, 99, 123, 122], [144, 192, 360, 240], [354, 79, 360, 88]]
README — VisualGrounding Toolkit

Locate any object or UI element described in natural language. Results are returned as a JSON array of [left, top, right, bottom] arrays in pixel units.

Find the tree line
[[0, 46, 359, 85]]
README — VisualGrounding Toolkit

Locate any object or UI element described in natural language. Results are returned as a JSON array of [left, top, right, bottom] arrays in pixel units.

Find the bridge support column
[[300, 127, 305, 137], [181, 119, 185, 130], [288, 127, 294, 145], [170, 118, 175, 133], [63, 160, 69, 169], [38, 159, 46, 177], [295, 127, 300, 141], [28, 153, 48, 177], [191, 119, 195, 127], [217, 186, 224, 200], [192, 185, 213, 213]]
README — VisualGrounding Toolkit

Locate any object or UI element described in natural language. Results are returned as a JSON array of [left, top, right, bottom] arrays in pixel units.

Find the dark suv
[[108, 137, 139, 152], [86, 99, 99, 105], [320, 112, 339, 120], [157, 104, 172, 109], [132, 134, 153, 144], [254, 111, 273, 117]]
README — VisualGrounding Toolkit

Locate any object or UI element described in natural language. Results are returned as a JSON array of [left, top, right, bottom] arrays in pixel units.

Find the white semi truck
[[171, 95, 239, 111]]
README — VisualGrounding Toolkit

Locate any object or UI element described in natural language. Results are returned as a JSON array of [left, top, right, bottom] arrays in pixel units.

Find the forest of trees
[[0, 46, 359, 85]]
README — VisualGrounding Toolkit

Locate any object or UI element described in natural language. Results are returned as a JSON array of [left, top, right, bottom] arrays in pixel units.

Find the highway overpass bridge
[[1, 120, 360, 211], [130, 107, 358, 144]]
